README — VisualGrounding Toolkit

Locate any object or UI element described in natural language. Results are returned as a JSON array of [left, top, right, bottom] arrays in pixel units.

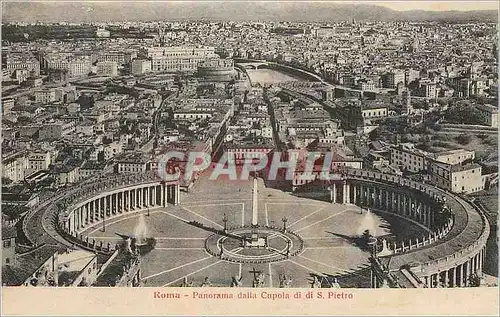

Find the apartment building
[[144, 46, 217, 72], [131, 59, 152, 75], [96, 61, 118, 77], [433, 149, 475, 165], [429, 161, 483, 194], [390, 143, 431, 173], [2, 152, 27, 183], [475, 104, 498, 127], [34, 89, 56, 104]]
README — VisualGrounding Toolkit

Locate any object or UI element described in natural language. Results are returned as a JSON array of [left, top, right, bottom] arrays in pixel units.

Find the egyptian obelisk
[[251, 177, 259, 242]]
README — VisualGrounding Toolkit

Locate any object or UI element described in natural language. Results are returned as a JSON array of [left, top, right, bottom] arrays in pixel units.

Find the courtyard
[[83, 172, 427, 288]]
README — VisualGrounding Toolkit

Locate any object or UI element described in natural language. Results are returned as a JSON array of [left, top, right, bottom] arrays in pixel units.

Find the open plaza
[[81, 167, 426, 288]]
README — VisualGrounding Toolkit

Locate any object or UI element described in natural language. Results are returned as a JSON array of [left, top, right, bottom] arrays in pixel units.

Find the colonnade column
[[342, 183, 347, 204], [430, 207, 435, 230], [109, 195, 112, 215], [81, 206, 85, 228], [152, 185, 158, 206], [468, 257, 474, 284], [114, 193, 118, 214], [409, 196, 414, 218], [76, 209, 80, 231], [170, 185, 176, 205], [91, 200, 96, 222], [402, 194, 406, 215], [359, 185, 363, 205], [384, 190, 389, 210], [352, 184, 358, 205], [139, 188, 143, 209], [390, 191, 395, 212], [448, 268, 454, 287], [176, 184, 180, 205], [135, 189, 139, 209], [150, 186, 154, 206], [105, 195, 108, 216], [73, 210, 77, 233], [121, 191, 125, 212], [364, 186, 368, 206], [426, 204, 431, 228], [77, 207, 82, 230], [96, 198, 100, 221], [461, 262, 467, 286], [368, 186, 373, 207], [403, 195, 408, 216], [466, 259, 471, 282], [457, 263, 463, 287], [71, 212, 75, 234], [82, 206, 86, 226], [76, 207, 80, 230], [472, 255, 477, 276], [478, 249, 483, 276], [130, 190, 134, 210], [161, 184, 166, 207]]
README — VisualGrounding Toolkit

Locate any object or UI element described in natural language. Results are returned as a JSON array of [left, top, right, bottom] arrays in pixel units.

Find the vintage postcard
[[1, 0, 499, 316]]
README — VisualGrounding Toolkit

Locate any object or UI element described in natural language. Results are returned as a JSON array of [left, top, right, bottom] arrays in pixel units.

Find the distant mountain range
[[2, 2, 498, 23]]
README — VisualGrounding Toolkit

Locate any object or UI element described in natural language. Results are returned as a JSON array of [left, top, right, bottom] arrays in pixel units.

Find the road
[[263, 87, 285, 151], [139, 92, 176, 153]]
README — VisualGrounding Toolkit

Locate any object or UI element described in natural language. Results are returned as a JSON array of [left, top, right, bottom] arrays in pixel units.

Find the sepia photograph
[[0, 0, 499, 315]]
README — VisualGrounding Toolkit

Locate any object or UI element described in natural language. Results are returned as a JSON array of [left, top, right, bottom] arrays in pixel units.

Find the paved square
[[84, 176, 428, 287]]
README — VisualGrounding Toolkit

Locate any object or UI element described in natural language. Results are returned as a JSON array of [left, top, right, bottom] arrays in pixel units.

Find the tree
[[455, 134, 471, 145], [1, 177, 12, 185], [415, 142, 431, 151], [17, 116, 32, 124], [368, 128, 381, 141], [444, 104, 483, 125], [78, 94, 95, 110], [468, 274, 481, 287]]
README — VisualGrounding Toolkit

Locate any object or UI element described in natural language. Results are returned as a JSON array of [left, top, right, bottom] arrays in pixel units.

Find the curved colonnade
[[57, 177, 180, 254], [22, 172, 179, 254], [23, 168, 489, 288], [330, 168, 489, 288]]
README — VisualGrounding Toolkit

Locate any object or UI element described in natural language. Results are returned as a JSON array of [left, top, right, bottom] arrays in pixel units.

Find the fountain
[[134, 213, 149, 246], [356, 209, 378, 253], [115, 213, 156, 255], [356, 209, 378, 237]]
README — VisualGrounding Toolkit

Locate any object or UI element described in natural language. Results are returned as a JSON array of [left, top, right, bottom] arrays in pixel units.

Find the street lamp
[[102, 209, 106, 232], [222, 213, 228, 233], [282, 216, 288, 233]]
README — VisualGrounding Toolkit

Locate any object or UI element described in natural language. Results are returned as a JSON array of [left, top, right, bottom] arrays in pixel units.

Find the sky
[[2, 0, 499, 12], [355, 1, 498, 11], [2, 1, 497, 23]]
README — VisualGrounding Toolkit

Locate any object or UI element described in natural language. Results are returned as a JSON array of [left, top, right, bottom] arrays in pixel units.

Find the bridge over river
[[234, 59, 378, 99]]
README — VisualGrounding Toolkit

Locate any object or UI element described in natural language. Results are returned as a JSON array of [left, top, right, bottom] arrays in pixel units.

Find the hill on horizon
[[2, 2, 498, 23]]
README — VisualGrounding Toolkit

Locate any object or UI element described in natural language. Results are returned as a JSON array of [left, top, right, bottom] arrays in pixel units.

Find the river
[[245, 69, 304, 85]]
